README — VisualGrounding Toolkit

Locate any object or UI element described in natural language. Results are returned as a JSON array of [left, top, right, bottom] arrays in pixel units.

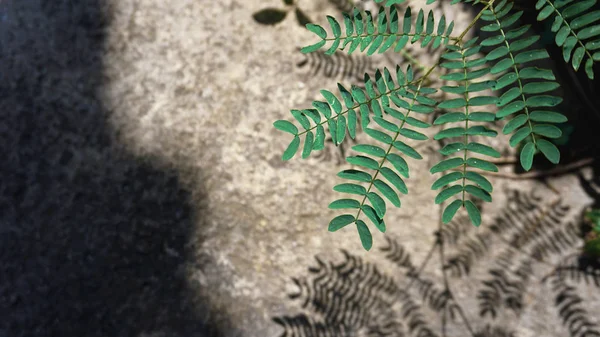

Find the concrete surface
[[1, 0, 598, 336]]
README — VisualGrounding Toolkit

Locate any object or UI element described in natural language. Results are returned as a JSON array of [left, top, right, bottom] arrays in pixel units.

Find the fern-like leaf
[[328, 65, 437, 250], [431, 37, 499, 227], [535, 0, 600, 79], [481, 0, 569, 170], [301, 6, 455, 56]]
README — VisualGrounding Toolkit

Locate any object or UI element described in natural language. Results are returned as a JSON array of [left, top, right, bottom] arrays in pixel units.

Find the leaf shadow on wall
[[0, 1, 226, 336]]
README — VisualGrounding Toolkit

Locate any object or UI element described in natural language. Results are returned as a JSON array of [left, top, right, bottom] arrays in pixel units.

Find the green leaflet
[[302, 131, 314, 159], [329, 199, 361, 210], [430, 157, 464, 174], [338, 169, 372, 183], [464, 185, 492, 202], [432, 172, 463, 190], [274, 120, 298, 135], [464, 200, 481, 227], [464, 171, 493, 193], [392, 141, 422, 160], [435, 185, 463, 204], [282, 136, 300, 161], [361, 205, 386, 233], [466, 142, 501, 158], [352, 144, 387, 158], [520, 141, 536, 171], [440, 142, 464, 155], [466, 157, 499, 172], [347, 155, 380, 170], [380, 167, 409, 194], [334, 183, 367, 196], [328, 214, 355, 232], [537, 139, 560, 164], [367, 192, 387, 218], [442, 199, 463, 224], [355, 220, 373, 251], [373, 179, 401, 207]]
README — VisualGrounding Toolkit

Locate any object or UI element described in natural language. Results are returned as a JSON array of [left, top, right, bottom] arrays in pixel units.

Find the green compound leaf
[[282, 136, 300, 161], [464, 200, 481, 227], [329, 199, 361, 210], [537, 139, 560, 164], [334, 183, 367, 196], [435, 185, 463, 204], [442, 199, 463, 224], [355, 220, 373, 251], [328, 214, 355, 232], [520, 141, 536, 171]]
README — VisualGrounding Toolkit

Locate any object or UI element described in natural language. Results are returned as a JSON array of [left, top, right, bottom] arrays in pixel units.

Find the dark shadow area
[[0, 1, 224, 336]]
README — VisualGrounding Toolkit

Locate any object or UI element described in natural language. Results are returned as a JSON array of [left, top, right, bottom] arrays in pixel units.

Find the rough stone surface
[[1, 0, 599, 337]]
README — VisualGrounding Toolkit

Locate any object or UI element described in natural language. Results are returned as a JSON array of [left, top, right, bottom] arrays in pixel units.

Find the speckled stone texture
[[1, 0, 598, 336]]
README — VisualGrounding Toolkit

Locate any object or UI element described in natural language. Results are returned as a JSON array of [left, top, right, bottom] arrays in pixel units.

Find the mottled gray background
[[0, 0, 598, 336]]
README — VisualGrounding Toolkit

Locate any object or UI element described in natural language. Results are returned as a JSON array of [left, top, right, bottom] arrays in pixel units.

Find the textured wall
[[1, 0, 599, 336]]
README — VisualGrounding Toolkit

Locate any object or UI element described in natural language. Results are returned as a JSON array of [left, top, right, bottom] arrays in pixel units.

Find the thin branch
[[481, 158, 594, 180]]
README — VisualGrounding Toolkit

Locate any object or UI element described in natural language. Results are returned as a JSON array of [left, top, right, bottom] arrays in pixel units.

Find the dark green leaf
[[432, 172, 464, 190], [274, 120, 298, 134], [466, 157, 498, 172], [337, 169, 372, 182], [464, 171, 493, 193], [442, 199, 463, 224], [347, 155, 380, 170], [464, 185, 492, 202], [373, 179, 401, 207], [466, 143, 501, 158], [367, 192, 387, 218], [328, 214, 355, 232], [334, 183, 367, 195], [282, 136, 300, 161], [329, 199, 361, 209], [380, 167, 408, 194], [430, 157, 465, 174], [356, 220, 373, 251], [537, 139, 560, 164], [520, 141, 536, 171], [464, 200, 481, 227], [435, 185, 463, 204], [302, 131, 314, 158]]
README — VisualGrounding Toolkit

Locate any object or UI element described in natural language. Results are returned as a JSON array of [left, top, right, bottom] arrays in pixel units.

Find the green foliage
[[535, 0, 600, 79], [274, 0, 581, 250]]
